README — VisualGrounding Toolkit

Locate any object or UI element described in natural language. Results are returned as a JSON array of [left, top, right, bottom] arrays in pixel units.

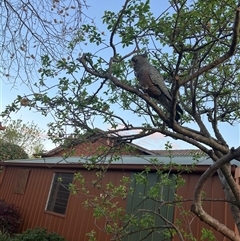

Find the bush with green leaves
[[11, 228, 66, 241], [0, 230, 11, 241], [0, 201, 21, 235], [0, 140, 28, 161]]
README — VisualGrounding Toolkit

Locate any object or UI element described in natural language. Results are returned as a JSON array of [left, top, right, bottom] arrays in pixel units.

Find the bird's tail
[[175, 103, 183, 122], [176, 103, 183, 115], [175, 111, 181, 122]]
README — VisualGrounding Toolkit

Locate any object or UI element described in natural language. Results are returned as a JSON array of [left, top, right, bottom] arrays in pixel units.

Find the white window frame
[[45, 172, 74, 215]]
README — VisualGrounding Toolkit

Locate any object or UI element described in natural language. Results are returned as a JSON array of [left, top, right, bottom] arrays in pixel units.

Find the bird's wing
[[148, 66, 172, 101]]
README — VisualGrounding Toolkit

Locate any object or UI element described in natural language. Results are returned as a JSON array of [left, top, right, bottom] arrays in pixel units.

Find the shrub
[[11, 228, 66, 241], [0, 201, 21, 235], [0, 230, 11, 241], [0, 140, 28, 161]]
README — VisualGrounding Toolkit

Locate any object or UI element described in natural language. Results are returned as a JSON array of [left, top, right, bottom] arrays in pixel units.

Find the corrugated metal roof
[[150, 149, 204, 156], [1, 154, 239, 166]]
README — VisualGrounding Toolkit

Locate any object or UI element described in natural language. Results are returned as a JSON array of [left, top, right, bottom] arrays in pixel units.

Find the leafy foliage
[[72, 155, 207, 241], [0, 140, 28, 161], [0, 120, 45, 157], [11, 228, 66, 241], [0, 230, 11, 241], [0, 201, 21, 235], [201, 228, 216, 241]]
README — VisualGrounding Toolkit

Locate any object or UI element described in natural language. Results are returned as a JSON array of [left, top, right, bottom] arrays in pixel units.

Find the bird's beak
[[130, 60, 135, 68]]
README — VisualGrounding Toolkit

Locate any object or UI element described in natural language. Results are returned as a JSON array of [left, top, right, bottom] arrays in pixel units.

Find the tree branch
[[109, 0, 131, 57], [79, 54, 231, 153], [191, 147, 240, 241], [180, 3, 240, 86]]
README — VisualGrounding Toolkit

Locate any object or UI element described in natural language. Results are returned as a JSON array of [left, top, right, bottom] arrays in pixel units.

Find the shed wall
[[174, 173, 235, 241], [0, 166, 129, 241], [0, 166, 236, 241]]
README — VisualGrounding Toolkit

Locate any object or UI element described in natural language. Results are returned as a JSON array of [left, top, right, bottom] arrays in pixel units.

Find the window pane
[[46, 172, 74, 215]]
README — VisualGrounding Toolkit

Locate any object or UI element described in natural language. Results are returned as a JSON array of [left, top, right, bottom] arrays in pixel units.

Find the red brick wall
[[49, 139, 144, 157]]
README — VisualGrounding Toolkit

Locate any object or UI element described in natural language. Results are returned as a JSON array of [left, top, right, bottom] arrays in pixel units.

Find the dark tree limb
[[191, 147, 240, 241], [218, 169, 240, 232], [109, 0, 131, 57]]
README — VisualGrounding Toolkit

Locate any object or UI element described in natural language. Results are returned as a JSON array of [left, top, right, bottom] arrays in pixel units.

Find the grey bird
[[131, 53, 183, 122]]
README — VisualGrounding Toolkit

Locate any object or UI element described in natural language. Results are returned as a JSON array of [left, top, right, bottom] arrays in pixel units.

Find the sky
[[0, 0, 239, 152]]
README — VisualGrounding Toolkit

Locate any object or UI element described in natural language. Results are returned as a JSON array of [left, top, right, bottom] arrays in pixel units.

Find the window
[[46, 172, 74, 215]]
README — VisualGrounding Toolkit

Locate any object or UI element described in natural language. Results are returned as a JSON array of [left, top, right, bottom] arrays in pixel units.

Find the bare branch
[[109, 0, 131, 57]]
